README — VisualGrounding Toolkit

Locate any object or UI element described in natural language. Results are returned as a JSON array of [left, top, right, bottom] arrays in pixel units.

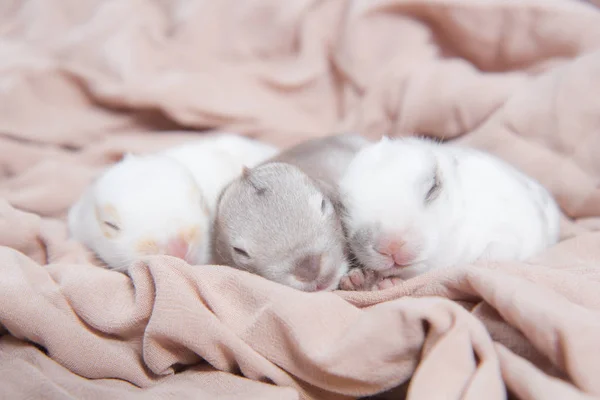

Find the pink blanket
[[1, 0, 600, 399]]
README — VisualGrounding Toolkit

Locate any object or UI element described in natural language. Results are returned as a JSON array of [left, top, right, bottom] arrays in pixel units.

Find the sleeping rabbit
[[212, 133, 369, 292], [339, 136, 561, 290], [68, 133, 278, 272]]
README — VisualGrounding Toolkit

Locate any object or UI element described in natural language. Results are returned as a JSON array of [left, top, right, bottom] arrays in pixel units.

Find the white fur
[[68, 133, 278, 271], [161, 133, 278, 209], [340, 136, 561, 280]]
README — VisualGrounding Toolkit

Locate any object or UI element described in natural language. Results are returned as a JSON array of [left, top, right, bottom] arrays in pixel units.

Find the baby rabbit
[[339, 136, 561, 290], [68, 133, 278, 271], [212, 133, 370, 292]]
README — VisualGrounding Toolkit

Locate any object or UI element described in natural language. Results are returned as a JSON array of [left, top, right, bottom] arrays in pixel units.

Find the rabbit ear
[[241, 166, 251, 178]]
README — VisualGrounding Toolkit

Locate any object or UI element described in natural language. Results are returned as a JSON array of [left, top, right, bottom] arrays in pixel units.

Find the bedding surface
[[1, 0, 600, 399]]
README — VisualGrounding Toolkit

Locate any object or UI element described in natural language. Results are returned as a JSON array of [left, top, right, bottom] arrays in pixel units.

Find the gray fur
[[212, 133, 370, 291]]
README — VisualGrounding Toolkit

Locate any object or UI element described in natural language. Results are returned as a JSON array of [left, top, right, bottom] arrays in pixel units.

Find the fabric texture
[[1, 0, 600, 399]]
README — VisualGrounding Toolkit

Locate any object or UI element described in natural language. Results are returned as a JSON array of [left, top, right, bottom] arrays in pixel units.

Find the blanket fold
[[2, 0, 600, 399]]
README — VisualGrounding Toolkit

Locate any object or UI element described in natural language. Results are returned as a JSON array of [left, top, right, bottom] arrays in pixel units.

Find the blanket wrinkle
[[3, 0, 600, 399], [464, 269, 600, 395], [496, 343, 598, 400], [0, 336, 301, 400]]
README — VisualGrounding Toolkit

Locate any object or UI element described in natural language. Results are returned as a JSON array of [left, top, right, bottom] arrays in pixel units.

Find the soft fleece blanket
[[1, 1, 600, 399]]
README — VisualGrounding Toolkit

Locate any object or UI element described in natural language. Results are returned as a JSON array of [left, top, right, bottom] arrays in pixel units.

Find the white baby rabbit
[[339, 136, 561, 290], [68, 133, 278, 272]]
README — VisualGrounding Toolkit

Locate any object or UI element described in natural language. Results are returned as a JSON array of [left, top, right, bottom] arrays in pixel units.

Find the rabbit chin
[[355, 244, 424, 273], [282, 260, 348, 292], [377, 261, 439, 280]]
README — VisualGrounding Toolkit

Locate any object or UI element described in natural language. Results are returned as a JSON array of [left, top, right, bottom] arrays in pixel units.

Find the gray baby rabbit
[[212, 133, 370, 292]]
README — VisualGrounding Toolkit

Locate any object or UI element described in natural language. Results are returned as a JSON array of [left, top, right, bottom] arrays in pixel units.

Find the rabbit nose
[[375, 238, 414, 265], [165, 236, 190, 261], [293, 254, 323, 282], [375, 238, 405, 256]]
